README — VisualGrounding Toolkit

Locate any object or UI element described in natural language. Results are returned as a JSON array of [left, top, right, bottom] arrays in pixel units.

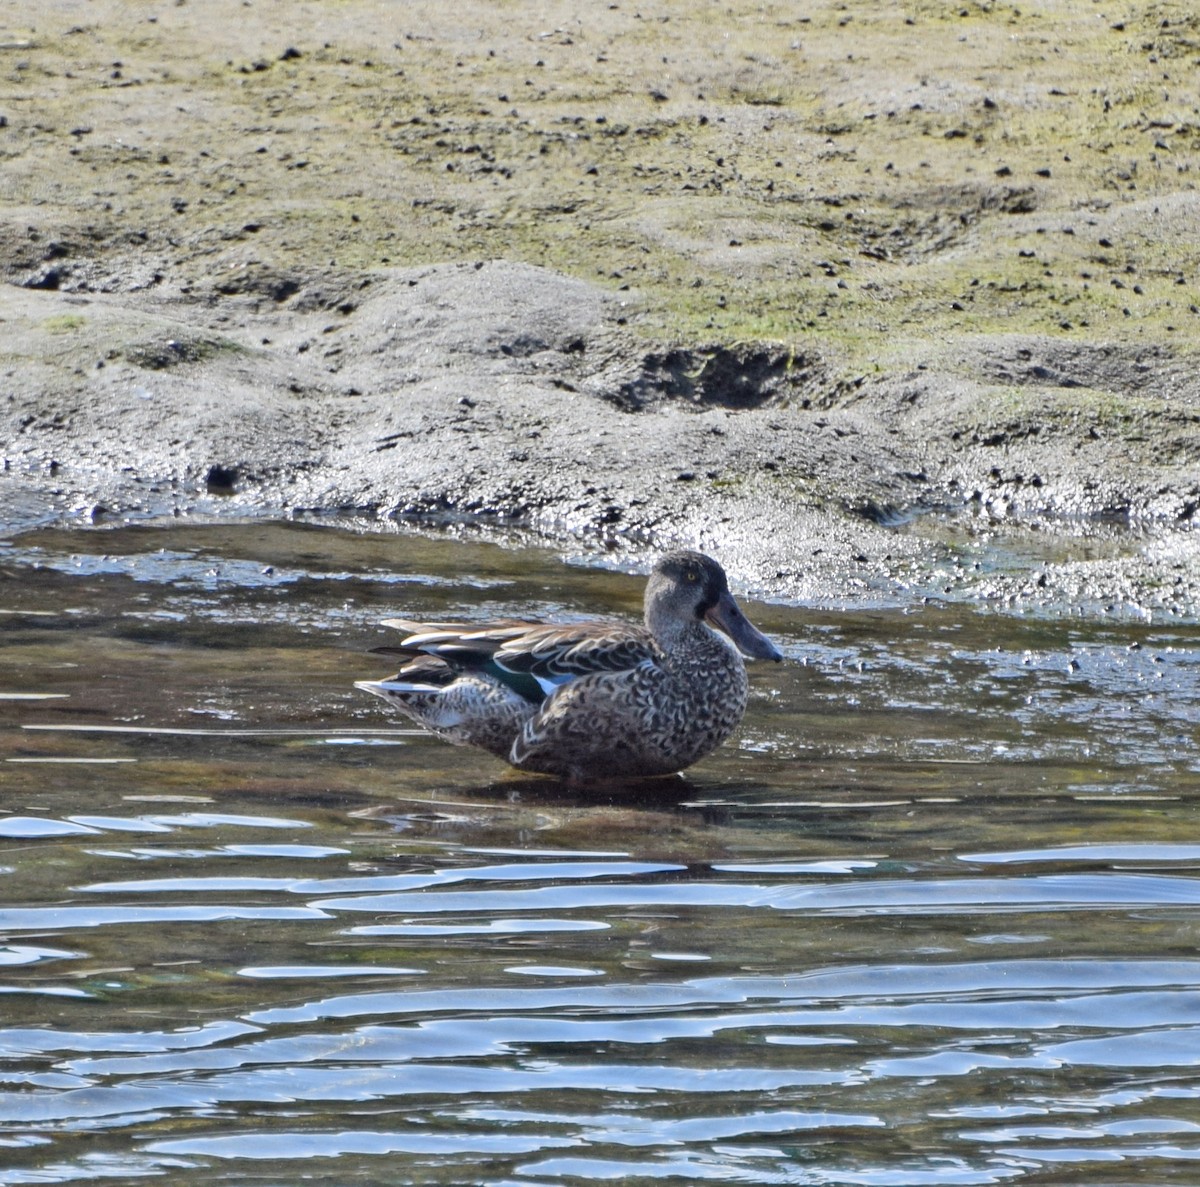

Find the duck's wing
[[493, 622, 659, 695], [379, 618, 534, 649], [376, 619, 545, 702], [378, 618, 658, 700]]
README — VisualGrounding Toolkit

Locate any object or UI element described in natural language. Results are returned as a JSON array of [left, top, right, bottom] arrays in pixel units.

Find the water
[[1, 521, 1199, 1185]]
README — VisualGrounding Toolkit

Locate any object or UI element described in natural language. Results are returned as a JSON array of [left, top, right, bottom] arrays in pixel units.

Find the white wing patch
[[530, 670, 576, 695]]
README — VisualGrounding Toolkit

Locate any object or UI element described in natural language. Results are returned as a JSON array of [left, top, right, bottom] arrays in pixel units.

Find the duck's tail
[[355, 668, 537, 760], [354, 677, 442, 700]]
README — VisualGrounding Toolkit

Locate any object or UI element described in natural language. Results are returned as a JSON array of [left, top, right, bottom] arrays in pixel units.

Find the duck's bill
[[706, 591, 784, 662]]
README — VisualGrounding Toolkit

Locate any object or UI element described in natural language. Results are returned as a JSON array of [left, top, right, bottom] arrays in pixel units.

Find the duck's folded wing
[[494, 623, 658, 693], [377, 619, 561, 703], [377, 619, 531, 662], [376, 618, 656, 701], [380, 618, 533, 648]]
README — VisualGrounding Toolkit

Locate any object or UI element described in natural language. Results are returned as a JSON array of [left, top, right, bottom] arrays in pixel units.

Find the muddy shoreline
[[2, 0, 1198, 614]]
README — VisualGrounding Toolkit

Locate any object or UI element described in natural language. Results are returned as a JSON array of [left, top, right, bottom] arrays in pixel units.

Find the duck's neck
[[652, 614, 739, 672], [645, 600, 694, 651]]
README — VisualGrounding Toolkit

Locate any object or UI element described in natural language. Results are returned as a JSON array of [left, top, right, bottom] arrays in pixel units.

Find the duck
[[355, 551, 783, 785]]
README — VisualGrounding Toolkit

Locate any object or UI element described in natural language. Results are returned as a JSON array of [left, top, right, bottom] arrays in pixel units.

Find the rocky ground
[[2, 0, 1198, 613]]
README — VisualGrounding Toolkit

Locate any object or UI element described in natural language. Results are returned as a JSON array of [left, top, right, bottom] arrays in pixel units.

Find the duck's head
[[645, 551, 783, 662]]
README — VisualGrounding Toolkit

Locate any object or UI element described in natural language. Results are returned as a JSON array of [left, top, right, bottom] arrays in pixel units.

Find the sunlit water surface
[[1, 522, 1198, 1185]]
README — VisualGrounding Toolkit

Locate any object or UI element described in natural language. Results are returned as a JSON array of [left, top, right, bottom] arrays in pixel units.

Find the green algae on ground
[[121, 334, 245, 370], [4, 0, 1199, 368], [42, 313, 87, 333]]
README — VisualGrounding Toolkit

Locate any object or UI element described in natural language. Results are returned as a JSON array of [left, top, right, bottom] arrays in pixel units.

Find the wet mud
[[1, 0, 1198, 613]]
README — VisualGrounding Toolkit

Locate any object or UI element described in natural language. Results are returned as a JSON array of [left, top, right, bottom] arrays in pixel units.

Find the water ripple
[[3, 525, 1199, 1185], [310, 871, 1200, 917]]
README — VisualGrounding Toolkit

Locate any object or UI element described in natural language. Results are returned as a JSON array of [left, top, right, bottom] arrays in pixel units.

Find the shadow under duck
[[356, 551, 783, 785]]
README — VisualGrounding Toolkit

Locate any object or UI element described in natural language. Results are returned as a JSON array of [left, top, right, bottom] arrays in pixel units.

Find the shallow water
[[1, 521, 1199, 1185]]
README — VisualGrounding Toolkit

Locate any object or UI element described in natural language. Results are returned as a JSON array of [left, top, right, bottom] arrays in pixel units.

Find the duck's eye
[[686, 570, 699, 583]]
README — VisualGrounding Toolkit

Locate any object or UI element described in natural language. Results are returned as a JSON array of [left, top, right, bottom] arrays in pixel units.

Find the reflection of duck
[[356, 551, 783, 785]]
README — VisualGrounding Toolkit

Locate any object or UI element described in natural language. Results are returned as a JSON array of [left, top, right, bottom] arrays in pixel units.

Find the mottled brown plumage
[[356, 551, 783, 784]]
